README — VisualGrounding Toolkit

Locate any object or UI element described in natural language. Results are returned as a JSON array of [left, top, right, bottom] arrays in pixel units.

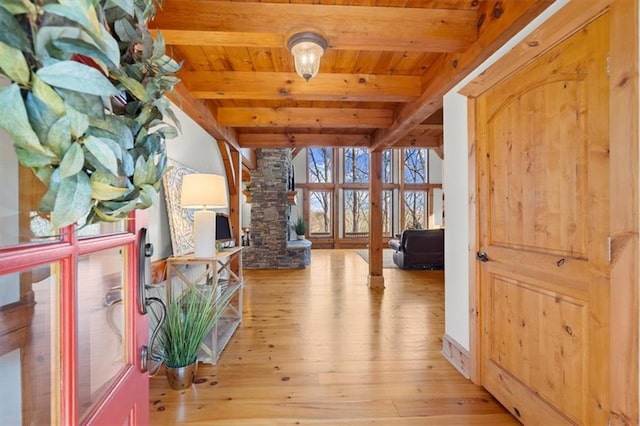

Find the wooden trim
[[442, 333, 471, 379], [463, 1, 639, 423], [609, 1, 639, 424], [460, 0, 611, 98], [467, 97, 480, 384], [218, 140, 237, 195], [229, 149, 243, 277]]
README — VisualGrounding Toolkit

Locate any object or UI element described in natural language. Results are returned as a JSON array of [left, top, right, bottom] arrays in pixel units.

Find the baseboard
[[442, 333, 470, 379]]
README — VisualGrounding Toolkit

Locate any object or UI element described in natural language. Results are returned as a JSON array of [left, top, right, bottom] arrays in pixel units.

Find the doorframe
[[461, 0, 638, 423]]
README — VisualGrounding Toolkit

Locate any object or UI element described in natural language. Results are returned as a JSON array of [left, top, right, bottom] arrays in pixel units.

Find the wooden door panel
[[488, 273, 587, 422], [477, 12, 609, 425], [487, 76, 588, 258]]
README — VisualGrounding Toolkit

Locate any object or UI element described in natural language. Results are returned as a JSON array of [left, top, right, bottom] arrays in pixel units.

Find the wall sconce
[[287, 31, 328, 82], [181, 174, 228, 258]]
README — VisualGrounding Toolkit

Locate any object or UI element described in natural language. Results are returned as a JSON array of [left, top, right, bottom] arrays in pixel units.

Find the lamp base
[[193, 210, 216, 258]]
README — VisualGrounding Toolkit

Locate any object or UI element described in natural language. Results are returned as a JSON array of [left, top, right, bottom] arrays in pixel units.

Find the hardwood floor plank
[[149, 249, 515, 424]]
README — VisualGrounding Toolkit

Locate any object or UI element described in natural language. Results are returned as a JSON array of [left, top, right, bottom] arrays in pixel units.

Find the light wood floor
[[149, 249, 516, 425]]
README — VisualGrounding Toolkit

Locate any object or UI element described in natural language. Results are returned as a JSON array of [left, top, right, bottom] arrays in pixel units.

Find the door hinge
[[606, 52, 611, 77], [607, 236, 612, 263]]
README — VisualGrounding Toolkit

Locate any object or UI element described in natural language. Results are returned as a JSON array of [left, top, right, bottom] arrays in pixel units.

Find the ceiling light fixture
[[287, 31, 328, 82]]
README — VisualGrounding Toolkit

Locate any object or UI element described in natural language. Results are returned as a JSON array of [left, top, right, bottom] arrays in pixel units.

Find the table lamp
[[180, 173, 228, 258]]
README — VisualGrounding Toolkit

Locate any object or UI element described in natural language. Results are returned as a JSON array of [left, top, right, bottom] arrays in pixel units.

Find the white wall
[[148, 104, 226, 260], [428, 150, 442, 184], [443, 0, 569, 349]]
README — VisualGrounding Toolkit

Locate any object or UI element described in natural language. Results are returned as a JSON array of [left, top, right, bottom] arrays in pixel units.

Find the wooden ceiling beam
[[157, 30, 283, 49], [152, 1, 477, 53], [370, 0, 554, 151], [217, 140, 237, 195], [183, 71, 420, 102], [394, 134, 442, 148], [412, 124, 444, 132], [218, 107, 392, 129], [239, 133, 370, 148]]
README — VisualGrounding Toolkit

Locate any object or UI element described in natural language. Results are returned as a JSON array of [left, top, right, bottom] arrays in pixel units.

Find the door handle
[[138, 228, 154, 314], [476, 251, 489, 262], [137, 227, 167, 374]]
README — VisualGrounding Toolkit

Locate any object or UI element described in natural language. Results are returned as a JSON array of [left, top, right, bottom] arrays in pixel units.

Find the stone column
[[244, 149, 308, 268]]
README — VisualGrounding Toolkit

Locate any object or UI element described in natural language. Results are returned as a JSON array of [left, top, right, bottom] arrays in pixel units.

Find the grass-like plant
[[294, 216, 307, 235], [159, 287, 218, 368]]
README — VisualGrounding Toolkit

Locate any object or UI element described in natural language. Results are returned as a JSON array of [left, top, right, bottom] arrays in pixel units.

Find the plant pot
[[165, 361, 197, 390], [297, 234, 305, 240]]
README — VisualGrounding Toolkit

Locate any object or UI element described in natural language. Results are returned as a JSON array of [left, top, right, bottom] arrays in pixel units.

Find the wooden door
[[476, 13, 610, 425]]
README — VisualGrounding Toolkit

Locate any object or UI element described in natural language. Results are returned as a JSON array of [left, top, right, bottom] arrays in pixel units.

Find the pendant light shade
[[287, 32, 328, 82]]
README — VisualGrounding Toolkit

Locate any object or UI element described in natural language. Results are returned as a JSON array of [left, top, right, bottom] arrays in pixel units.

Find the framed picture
[[162, 159, 196, 256]]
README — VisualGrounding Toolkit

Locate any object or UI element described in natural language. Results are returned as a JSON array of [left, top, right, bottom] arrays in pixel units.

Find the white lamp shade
[[180, 174, 228, 209], [180, 173, 228, 258]]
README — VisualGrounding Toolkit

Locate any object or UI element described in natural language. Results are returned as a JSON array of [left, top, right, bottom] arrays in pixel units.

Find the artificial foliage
[[0, 0, 181, 228], [294, 216, 307, 235], [158, 287, 230, 369]]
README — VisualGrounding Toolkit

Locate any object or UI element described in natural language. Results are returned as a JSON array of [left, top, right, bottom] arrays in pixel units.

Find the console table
[[166, 247, 243, 364]]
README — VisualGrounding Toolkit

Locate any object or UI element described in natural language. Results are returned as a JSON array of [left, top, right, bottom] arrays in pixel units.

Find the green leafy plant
[[0, 0, 181, 228], [158, 287, 218, 368], [294, 216, 307, 235]]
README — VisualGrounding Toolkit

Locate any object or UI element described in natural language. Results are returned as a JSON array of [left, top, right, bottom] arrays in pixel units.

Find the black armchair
[[388, 229, 444, 270]]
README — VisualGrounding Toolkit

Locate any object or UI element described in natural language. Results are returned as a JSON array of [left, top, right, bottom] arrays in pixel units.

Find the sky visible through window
[[306, 148, 433, 236]]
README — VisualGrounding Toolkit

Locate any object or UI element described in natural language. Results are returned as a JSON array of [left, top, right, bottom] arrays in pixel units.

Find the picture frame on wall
[[162, 159, 196, 256]]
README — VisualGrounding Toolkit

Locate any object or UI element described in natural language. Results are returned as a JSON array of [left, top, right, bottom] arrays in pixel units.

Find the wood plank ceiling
[[151, 0, 553, 156]]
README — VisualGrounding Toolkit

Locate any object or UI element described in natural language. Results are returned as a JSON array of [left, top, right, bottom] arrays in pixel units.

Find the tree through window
[[344, 190, 369, 236], [310, 191, 332, 235], [308, 148, 332, 183], [344, 148, 369, 183], [404, 149, 427, 183]]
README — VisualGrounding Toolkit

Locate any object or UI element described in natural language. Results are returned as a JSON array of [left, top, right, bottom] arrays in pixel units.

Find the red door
[[0, 166, 149, 425]]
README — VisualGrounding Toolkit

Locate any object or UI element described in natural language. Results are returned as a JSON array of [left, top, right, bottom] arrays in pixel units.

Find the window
[[298, 146, 442, 245], [308, 148, 332, 183], [382, 149, 392, 183], [309, 191, 332, 235], [382, 190, 393, 237], [404, 148, 427, 184], [403, 190, 427, 229], [344, 148, 369, 183], [344, 190, 369, 236]]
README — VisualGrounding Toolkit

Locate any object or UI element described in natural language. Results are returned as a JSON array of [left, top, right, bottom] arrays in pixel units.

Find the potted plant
[[157, 287, 218, 390], [0, 0, 180, 229], [242, 182, 253, 203], [294, 216, 307, 240]]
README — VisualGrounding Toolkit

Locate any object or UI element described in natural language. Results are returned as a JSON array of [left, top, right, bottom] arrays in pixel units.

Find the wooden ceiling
[[151, 0, 553, 157]]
